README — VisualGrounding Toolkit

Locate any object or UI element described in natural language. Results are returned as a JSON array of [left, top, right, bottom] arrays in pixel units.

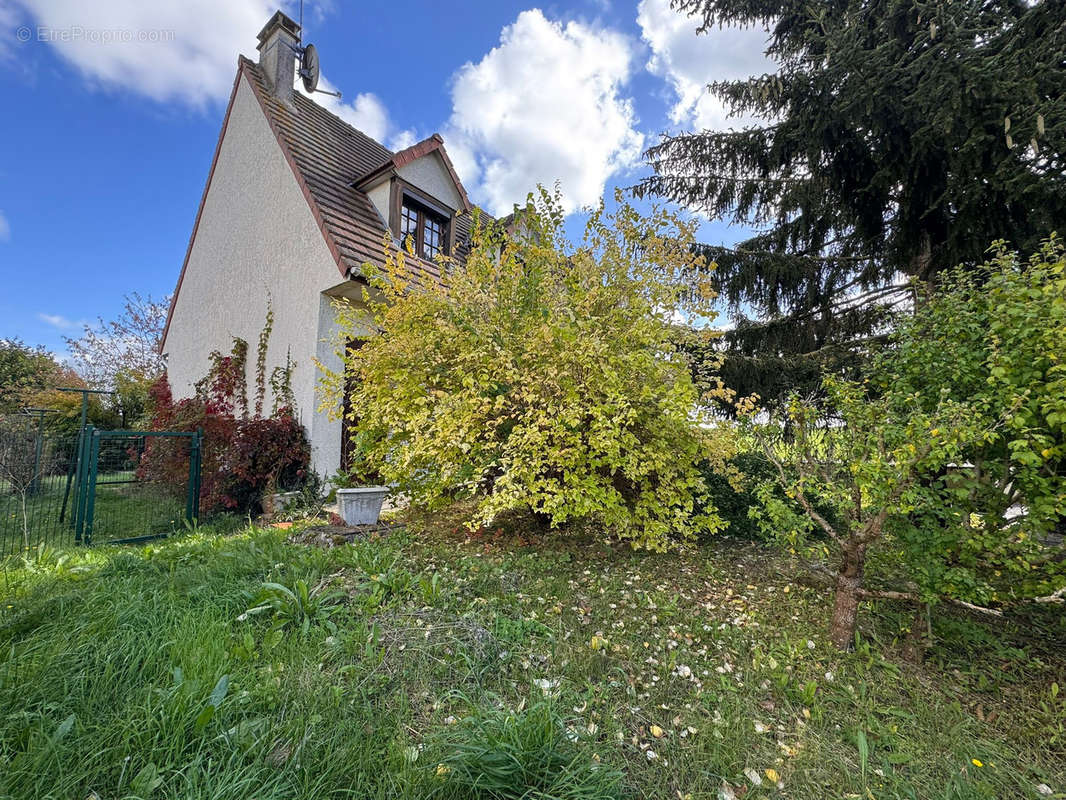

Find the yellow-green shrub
[[318, 191, 734, 549]]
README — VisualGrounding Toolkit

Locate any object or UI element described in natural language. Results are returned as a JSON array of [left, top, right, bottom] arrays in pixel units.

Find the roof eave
[[351, 162, 395, 192]]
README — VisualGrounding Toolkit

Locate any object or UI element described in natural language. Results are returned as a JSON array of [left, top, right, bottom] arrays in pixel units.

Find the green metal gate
[[1, 421, 202, 556], [73, 428, 203, 545]]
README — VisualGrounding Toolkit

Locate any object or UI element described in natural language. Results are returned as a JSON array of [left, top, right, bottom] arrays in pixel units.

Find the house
[[160, 10, 481, 479]]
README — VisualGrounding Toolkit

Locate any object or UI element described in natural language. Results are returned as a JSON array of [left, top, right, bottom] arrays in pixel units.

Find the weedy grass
[[0, 515, 1062, 800], [1, 471, 193, 560], [428, 695, 625, 800]]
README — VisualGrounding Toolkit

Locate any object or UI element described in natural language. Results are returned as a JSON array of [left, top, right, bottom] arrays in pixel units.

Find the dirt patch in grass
[[288, 521, 405, 549]]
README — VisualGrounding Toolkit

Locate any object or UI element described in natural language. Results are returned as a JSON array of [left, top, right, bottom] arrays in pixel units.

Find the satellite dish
[[300, 43, 319, 93]]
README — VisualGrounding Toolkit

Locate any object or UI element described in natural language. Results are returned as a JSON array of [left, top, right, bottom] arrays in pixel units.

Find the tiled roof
[[240, 56, 475, 285], [162, 57, 479, 352]]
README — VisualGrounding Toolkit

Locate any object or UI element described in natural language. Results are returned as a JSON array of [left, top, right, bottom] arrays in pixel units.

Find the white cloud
[[388, 128, 418, 152], [0, 0, 20, 61], [11, 0, 397, 143], [336, 91, 388, 142], [0, 210, 9, 242], [637, 0, 772, 131], [10, 0, 278, 106], [445, 9, 644, 215], [38, 312, 81, 329]]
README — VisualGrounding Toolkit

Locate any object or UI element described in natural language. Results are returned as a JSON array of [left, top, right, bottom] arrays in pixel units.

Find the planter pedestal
[[336, 487, 389, 526]]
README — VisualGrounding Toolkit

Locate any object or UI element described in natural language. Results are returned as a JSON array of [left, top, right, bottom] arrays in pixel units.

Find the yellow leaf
[[650, 724, 665, 738], [765, 768, 780, 783]]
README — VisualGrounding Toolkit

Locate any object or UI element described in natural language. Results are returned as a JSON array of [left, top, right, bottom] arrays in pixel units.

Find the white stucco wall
[[397, 153, 462, 210], [365, 153, 461, 231], [162, 74, 351, 478], [366, 180, 391, 229], [310, 292, 376, 477]]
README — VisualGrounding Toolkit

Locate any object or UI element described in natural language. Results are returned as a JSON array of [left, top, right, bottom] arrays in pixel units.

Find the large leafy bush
[[753, 237, 1066, 648], [320, 192, 735, 549]]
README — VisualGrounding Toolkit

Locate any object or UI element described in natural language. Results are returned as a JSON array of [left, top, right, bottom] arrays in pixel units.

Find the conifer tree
[[639, 0, 1066, 411]]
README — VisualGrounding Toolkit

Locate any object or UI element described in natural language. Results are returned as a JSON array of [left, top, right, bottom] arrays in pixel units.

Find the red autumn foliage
[[138, 372, 309, 514]]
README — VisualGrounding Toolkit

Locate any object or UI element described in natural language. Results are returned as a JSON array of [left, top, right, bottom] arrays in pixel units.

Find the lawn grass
[[1, 474, 188, 558], [0, 512, 1063, 799]]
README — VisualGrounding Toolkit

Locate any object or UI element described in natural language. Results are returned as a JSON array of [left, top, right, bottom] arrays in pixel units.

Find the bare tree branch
[[1032, 585, 1066, 604], [65, 292, 169, 388]]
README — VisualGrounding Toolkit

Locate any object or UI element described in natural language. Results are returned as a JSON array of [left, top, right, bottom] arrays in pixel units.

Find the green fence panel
[[84, 430, 201, 545], [0, 422, 81, 558], [1, 419, 203, 556]]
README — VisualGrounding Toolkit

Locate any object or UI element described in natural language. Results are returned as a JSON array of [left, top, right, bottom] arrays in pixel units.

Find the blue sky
[[0, 0, 770, 354]]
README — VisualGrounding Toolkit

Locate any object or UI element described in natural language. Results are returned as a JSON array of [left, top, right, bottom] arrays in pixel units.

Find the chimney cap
[[257, 10, 300, 45]]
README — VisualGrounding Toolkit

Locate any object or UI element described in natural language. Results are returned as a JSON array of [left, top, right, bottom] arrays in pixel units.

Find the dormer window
[[354, 135, 472, 267], [399, 194, 450, 260]]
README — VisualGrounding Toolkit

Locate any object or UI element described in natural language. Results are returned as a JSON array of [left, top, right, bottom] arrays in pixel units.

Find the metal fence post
[[83, 429, 101, 545], [193, 428, 203, 523], [184, 431, 202, 526], [73, 425, 94, 543]]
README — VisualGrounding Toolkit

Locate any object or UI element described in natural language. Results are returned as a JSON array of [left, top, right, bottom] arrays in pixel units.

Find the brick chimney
[[257, 10, 301, 101]]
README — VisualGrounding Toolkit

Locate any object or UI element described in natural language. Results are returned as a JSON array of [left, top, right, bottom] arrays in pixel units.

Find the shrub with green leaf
[[696, 450, 842, 540], [881, 237, 1066, 573], [753, 237, 1066, 649], [319, 191, 736, 549]]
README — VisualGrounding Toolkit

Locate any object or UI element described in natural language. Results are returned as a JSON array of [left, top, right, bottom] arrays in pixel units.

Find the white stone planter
[[264, 491, 301, 515], [336, 487, 389, 526]]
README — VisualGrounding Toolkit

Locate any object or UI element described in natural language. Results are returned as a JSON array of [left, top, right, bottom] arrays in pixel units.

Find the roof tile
[[240, 56, 476, 285]]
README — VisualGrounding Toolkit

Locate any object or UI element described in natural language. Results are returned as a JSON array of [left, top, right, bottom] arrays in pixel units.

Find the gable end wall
[[162, 73, 346, 476]]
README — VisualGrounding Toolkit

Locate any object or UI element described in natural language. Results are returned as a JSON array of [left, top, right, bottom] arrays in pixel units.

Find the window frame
[[389, 179, 454, 261]]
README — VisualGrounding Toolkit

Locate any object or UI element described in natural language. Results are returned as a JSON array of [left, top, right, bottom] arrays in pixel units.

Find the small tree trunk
[[829, 540, 867, 649], [20, 492, 30, 552]]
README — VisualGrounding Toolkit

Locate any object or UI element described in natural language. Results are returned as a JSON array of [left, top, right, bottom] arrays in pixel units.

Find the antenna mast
[[294, 1, 340, 98]]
